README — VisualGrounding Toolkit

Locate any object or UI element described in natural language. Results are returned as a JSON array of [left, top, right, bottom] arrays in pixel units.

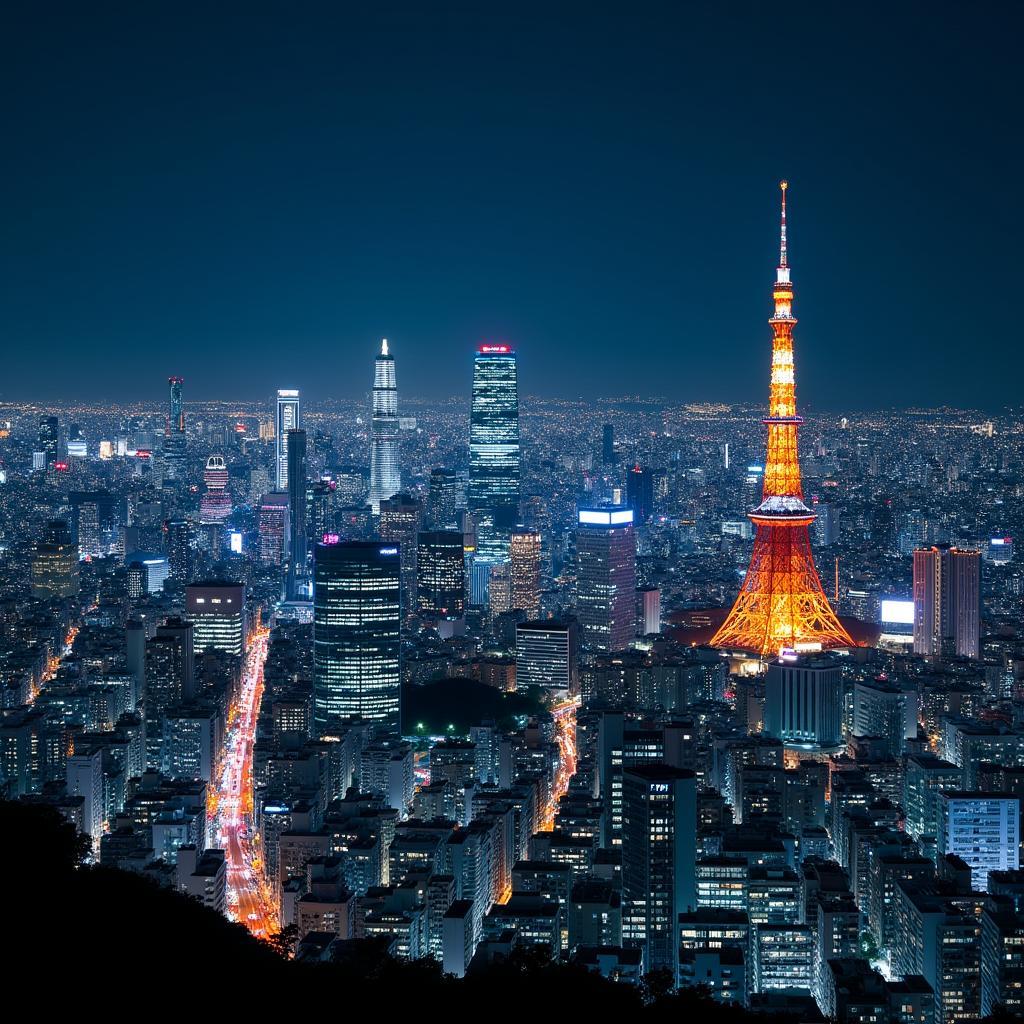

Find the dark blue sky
[[1, 3, 1020, 409]]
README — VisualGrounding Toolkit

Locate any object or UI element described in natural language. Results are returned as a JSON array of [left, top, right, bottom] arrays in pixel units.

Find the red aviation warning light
[[711, 183, 854, 657]]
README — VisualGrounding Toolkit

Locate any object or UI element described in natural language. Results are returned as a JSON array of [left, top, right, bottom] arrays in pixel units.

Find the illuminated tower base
[[712, 510, 853, 655]]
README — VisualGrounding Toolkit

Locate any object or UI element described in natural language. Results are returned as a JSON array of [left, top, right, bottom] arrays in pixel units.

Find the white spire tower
[[369, 337, 401, 513]]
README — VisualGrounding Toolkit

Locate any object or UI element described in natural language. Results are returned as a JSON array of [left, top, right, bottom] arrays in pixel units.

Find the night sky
[[1, 4, 1020, 409]]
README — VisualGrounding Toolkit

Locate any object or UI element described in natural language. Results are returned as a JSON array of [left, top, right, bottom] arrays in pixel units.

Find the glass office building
[[313, 540, 401, 736]]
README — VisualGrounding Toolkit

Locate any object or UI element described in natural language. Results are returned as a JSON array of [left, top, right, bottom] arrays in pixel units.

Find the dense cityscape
[[2, 177, 1023, 1018], [4, 2, 1024, 1017]]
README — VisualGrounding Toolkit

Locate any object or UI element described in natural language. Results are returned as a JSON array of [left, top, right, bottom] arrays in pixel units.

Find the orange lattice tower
[[711, 182, 854, 656]]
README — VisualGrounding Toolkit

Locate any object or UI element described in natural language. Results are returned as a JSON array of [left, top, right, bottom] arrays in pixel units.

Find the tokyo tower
[[711, 182, 854, 656]]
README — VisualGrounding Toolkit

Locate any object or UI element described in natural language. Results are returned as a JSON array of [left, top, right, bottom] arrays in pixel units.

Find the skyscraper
[[509, 529, 541, 618], [259, 492, 290, 565], [416, 530, 465, 621], [163, 376, 186, 480], [198, 455, 232, 525], [313, 540, 401, 736], [37, 415, 59, 467], [576, 507, 637, 653], [286, 428, 308, 600], [621, 765, 697, 973], [602, 423, 616, 465], [379, 493, 422, 618], [468, 343, 520, 562], [626, 464, 654, 525], [369, 338, 400, 514], [913, 544, 982, 660], [31, 520, 79, 599], [275, 389, 301, 491], [711, 183, 853, 656], [164, 518, 194, 582], [427, 468, 461, 530]]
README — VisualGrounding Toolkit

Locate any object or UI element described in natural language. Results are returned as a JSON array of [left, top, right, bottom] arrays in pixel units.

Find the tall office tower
[[427, 468, 461, 530], [126, 562, 146, 600], [275, 389, 301, 491], [509, 529, 541, 617], [468, 343, 520, 562], [38, 415, 59, 466], [286, 428, 308, 600], [307, 480, 336, 545], [313, 540, 401, 736], [763, 652, 843, 751], [379, 493, 422, 617], [185, 582, 246, 656], [621, 765, 697, 973], [416, 530, 465, 621], [938, 793, 1020, 890], [163, 376, 186, 480], [913, 544, 982, 660], [515, 620, 579, 693], [164, 518, 194, 582], [77, 501, 103, 558], [626, 464, 654, 524], [576, 507, 637, 653], [488, 561, 512, 616], [602, 423, 615, 465], [639, 586, 661, 635], [198, 455, 232, 524], [31, 520, 79, 599], [143, 618, 194, 770], [811, 501, 836, 546], [711, 184, 853, 656], [259, 492, 290, 565], [369, 338, 401, 513]]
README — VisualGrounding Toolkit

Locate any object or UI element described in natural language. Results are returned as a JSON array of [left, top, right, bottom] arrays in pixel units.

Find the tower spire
[[778, 179, 788, 275], [381, 337, 389, 357]]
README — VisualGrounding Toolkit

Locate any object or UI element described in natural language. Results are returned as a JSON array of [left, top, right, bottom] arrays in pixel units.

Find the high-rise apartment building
[[275, 389, 301, 491], [938, 792, 1020, 890], [313, 540, 401, 736], [468, 344, 520, 562], [575, 507, 636, 653], [369, 339, 400, 513], [913, 545, 982, 660]]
